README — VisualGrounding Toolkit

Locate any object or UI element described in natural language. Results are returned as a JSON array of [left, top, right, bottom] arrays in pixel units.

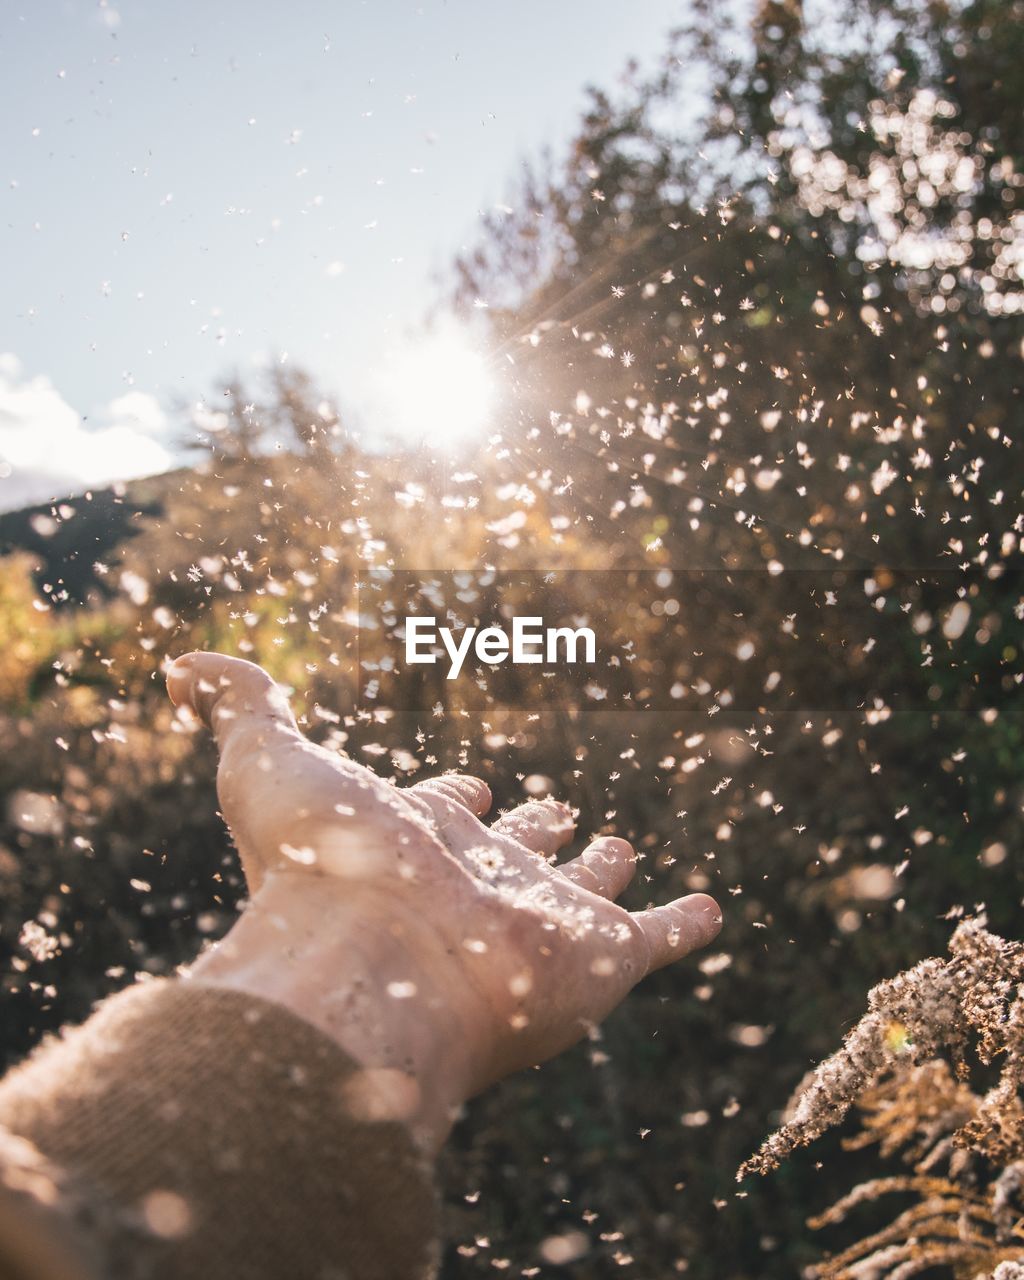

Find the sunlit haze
[[0, 0, 683, 509], [366, 323, 497, 448]]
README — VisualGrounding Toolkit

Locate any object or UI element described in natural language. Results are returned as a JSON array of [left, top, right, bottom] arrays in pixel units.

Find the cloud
[[0, 354, 172, 512], [105, 390, 168, 436]]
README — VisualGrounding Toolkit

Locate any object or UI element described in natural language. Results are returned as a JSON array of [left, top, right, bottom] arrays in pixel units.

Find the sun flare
[[369, 323, 496, 448]]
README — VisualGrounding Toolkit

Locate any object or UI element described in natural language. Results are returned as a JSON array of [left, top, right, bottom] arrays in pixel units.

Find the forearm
[[0, 978, 439, 1280], [190, 869, 492, 1153]]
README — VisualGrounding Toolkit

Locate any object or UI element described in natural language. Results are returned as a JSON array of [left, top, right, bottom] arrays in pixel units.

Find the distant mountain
[[0, 471, 184, 606]]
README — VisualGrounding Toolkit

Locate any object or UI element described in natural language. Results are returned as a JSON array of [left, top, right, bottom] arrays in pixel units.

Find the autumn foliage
[[1, 1, 1022, 1276]]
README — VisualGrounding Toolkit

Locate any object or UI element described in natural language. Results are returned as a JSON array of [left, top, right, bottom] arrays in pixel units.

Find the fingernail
[[688, 893, 724, 945], [165, 655, 195, 707], [590, 836, 633, 854]]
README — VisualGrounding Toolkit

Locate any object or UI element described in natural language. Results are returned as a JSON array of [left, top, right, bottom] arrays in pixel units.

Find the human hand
[[167, 652, 722, 1151]]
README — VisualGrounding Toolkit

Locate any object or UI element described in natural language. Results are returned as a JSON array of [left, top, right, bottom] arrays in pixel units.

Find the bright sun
[[369, 322, 497, 448]]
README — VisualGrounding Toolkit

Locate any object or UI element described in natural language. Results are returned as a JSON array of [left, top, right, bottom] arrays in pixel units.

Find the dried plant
[[741, 918, 1024, 1279]]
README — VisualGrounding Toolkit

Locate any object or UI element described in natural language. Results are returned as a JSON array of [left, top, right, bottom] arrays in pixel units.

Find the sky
[[0, 0, 685, 511]]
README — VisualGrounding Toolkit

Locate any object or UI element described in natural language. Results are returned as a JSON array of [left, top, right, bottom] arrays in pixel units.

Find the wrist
[[188, 870, 488, 1153]]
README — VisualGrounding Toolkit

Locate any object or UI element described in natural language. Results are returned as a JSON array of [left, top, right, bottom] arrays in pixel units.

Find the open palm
[[168, 652, 721, 1129]]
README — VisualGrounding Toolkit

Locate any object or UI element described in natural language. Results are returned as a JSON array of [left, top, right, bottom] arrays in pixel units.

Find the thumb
[[167, 652, 299, 749], [167, 652, 305, 893], [633, 893, 723, 976]]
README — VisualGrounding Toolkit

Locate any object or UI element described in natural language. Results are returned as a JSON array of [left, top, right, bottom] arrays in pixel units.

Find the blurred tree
[[182, 375, 266, 463], [264, 364, 347, 464]]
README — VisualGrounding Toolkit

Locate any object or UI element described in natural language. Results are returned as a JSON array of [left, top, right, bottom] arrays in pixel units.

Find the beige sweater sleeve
[[0, 980, 439, 1280]]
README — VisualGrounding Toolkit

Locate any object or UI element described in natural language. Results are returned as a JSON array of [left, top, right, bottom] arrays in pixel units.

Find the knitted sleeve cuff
[[0, 979, 438, 1280]]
